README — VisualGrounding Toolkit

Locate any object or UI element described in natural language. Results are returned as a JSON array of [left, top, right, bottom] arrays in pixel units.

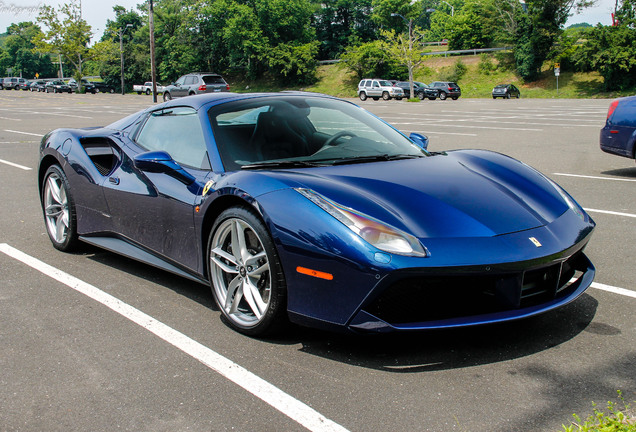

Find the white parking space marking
[[554, 173, 636, 183], [0, 159, 31, 170], [0, 243, 349, 432], [28, 111, 92, 119], [584, 208, 636, 219], [0, 116, 20, 121], [4, 130, 43, 137], [592, 282, 636, 299]]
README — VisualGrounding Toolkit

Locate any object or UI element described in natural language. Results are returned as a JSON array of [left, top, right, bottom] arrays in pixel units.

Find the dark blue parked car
[[38, 92, 595, 336], [600, 96, 636, 160]]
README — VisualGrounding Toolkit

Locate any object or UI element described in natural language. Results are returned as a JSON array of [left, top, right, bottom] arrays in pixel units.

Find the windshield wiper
[[328, 154, 424, 165], [241, 160, 324, 170]]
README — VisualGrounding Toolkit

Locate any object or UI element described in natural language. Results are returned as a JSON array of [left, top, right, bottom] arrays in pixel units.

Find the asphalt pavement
[[0, 90, 634, 432]]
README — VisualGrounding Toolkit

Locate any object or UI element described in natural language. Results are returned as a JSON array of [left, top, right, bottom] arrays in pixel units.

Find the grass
[[231, 54, 635, 99], [562, 391, 636, 432]]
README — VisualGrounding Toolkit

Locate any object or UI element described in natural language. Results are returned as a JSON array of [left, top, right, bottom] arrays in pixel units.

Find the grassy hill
[[232, 53, 634, 99]]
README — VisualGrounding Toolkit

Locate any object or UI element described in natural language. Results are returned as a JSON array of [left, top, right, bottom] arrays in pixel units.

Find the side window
[[136, 107, 210, 169], [175, 76, 186, 86], [185, 76, 197, 85], [373, 81, 380, 88]]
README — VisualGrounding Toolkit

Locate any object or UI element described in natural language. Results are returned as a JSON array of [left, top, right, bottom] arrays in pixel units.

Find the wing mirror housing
[[409, 132, 429, 150], [134, 151, 195, 185]]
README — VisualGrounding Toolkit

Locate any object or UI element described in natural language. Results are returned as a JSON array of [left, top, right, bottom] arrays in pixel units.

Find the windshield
[[208, 96, 426, 171]]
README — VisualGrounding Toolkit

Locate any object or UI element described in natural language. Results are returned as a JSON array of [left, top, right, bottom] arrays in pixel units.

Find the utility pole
[[149, 0, 158, 103]]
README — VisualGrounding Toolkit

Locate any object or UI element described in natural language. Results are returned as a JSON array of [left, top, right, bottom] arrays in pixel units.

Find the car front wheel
[[208, 207, 287, 336], [382, 91, 391, 100], [41, 165, 80, 252], [359, 92, 367, 101]]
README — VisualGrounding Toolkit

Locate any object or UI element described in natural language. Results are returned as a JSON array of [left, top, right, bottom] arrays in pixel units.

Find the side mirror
[[134, 151, 195, 185], [409, 132, 429, 151]]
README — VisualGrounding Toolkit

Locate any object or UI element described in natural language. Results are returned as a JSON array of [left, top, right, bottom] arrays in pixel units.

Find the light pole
[[119, 23, 133, 95], [439, 0, 454, 16], [391, 13, 416, 100]]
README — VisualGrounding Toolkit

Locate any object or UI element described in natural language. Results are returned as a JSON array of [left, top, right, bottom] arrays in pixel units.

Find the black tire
[[137, 91, 142, 95], [452, 96, 458, 100], [109, 88, 115, 93], [506, 93, 511, 99], [429, 97, 436, 100], [372, 97, 379, 101], [382, 91, 391, 101], [41, 165, 80, 252], [207, 207, 287, 336], [359, 92, 367, 101], [163, 92, 172, 101], [418, 92, 425, 100], [439, 92, 447, 100], [145, 89, 151, 95]]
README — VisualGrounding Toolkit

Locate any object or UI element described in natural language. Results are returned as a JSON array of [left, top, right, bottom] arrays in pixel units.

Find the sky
[[0, 0, 618, 41]]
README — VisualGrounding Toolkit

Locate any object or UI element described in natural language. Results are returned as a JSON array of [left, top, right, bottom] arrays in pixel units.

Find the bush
[[439, 59, 467, 82]]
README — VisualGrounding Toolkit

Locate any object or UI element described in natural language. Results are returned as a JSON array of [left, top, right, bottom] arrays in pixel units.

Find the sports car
[[38, 92, 595, 336]]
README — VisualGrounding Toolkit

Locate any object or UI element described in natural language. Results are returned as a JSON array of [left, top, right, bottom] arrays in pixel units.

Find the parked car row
[[357, 79, 463, 101], [1, 77, 115, 93]]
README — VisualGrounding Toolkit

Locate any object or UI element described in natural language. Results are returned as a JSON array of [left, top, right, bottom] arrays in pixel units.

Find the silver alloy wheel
[[210, 217, 271, 327], [43, 172, 69, 244]]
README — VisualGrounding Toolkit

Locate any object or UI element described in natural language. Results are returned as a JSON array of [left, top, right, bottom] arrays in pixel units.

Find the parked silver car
[[163, 72, 230, 101], [357, 79, 404, 101]]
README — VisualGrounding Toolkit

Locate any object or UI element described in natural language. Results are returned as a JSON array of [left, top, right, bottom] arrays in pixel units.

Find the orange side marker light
[[296, 266, 334, 281]]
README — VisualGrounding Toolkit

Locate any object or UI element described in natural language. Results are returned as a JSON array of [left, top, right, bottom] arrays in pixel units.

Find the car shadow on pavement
[[602, 167, 636, 179], [83, 245, 599, 373], [292, 294, 598, 372]]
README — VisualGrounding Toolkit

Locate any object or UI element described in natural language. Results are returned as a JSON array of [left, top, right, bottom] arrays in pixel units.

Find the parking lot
[[1, 91, 634, 432]]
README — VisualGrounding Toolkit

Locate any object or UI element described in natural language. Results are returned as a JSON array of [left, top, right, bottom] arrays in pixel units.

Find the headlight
[[295, 188, 428, 257]]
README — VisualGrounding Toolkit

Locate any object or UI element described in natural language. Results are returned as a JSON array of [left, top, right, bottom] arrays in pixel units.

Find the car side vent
[[79, 137, 120, 176]]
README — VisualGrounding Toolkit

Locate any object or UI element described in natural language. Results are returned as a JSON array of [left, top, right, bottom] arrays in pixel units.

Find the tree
[[339, 40, 405, 80], [2, 22, 54, 78], [34, 0, 92, 81], [512, 0, 594, 81], [380, 27, 426, 98]]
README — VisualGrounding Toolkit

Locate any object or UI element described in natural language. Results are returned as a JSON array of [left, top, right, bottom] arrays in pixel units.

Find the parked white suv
[[357, 79, 404, 101]]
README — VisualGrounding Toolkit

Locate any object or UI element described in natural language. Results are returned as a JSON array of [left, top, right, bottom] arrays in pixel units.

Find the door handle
[[109, 177, 120, 185]]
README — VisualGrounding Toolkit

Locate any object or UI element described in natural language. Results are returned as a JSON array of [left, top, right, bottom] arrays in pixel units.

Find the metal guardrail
[[317, 46, 513, 64], [422, 47, 513, 56]]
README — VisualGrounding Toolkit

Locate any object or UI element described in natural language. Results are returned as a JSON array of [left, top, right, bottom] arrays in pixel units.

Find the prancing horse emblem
[[529, 237, 542, 247]]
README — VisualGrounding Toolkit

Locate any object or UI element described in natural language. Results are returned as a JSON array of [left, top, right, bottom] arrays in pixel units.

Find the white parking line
[[4, 129, 43, 137], [554, 173, 636, 183], [592, 282, 636, 299], [584, 208, 636, 219], [0, 243, 349, 432], [0, 159, 32, 170]]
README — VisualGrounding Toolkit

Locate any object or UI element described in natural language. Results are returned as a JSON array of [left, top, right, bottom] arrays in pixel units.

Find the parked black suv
[[163, 72, 230, 101], [395, 81, 439, 100], [430, 81, 461, 100]]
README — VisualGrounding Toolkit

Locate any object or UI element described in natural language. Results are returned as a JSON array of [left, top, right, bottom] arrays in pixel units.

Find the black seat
[[249, 110, 312, 161]]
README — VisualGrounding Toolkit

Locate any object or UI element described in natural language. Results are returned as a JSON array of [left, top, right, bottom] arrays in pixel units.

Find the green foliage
[[438, 59, 467, 82], [0, 22, 54, 77], [267, 41, 320, 84], [562, 391, 636, 432], [478, 54, 496, 74], [34, 0, 93, 77], [573, 25, 636, 91], [446, 0, 496, 50], [313, 0, 377, 59], [339, 40, 407, 80]]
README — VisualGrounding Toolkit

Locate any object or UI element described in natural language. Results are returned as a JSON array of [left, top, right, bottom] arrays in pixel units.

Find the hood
[[262, 150, 570, 239]]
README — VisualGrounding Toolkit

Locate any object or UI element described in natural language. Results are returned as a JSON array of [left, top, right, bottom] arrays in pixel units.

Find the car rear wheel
[[439, 92, 447, 100], [41, 165, 80, 252], [208, 207, 287, 336], [382, 91, 391, 100], [163, 92, 172, 101], [359, 92, 367, 101]]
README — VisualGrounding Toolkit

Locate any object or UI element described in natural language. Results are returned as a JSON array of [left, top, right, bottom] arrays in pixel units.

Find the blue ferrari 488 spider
[[38, 92, 595, 335]]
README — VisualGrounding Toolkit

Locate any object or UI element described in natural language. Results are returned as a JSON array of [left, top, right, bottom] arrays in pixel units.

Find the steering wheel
[[324, 131, 357, 147]]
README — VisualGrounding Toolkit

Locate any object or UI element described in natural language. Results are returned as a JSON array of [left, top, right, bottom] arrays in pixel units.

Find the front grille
[[364, 252, 587, 325]]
